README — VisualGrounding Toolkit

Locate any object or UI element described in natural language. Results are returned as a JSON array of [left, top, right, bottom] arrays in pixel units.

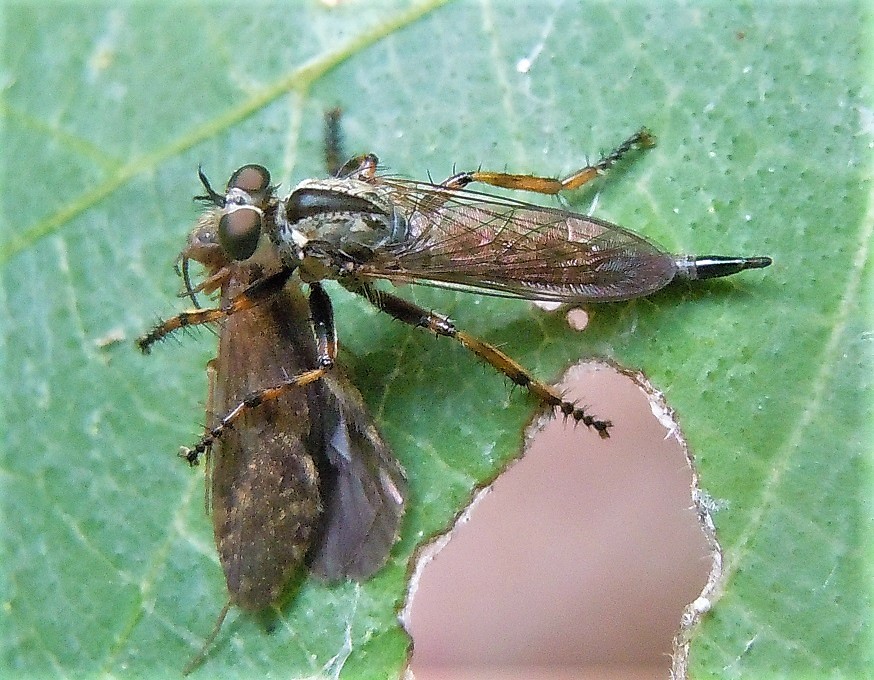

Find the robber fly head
[[192, 164, 275, 262]]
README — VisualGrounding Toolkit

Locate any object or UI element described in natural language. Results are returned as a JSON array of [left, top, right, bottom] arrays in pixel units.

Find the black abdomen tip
[[677, 255, 773, 280]]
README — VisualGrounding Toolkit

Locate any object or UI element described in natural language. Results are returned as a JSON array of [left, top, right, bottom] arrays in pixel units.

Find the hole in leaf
[[405, 361, 713, 677], [566, 307, 589, 331]]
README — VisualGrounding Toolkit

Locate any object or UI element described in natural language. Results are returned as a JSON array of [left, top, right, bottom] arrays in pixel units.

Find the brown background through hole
[[409, 362, 711, 679]]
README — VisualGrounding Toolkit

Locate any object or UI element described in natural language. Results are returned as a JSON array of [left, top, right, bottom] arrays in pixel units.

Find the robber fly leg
[[442, 128, 654, 195], [180, 282, 338, 465], [307, 282, 337, 369], [180, 366, 328, 465], [344, 280, 611, 438], [136, 268, 295, 353]]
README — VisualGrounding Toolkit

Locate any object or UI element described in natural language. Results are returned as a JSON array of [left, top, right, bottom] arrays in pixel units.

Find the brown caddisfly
[[137, 117, 770, 671]]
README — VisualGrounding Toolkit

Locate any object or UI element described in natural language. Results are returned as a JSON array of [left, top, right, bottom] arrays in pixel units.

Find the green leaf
[[2, 1, 869, 678]]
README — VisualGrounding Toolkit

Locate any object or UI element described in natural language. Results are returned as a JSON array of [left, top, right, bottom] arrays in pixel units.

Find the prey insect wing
[[310, 372, 406, 580], [168, 168, 407, 670], [356, 179, 677, 302], [206, 267, 405, 609], [206, 261, 323, 611]]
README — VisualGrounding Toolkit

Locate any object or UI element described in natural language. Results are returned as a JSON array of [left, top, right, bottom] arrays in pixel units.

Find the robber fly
[[137, 118, 770, 670]]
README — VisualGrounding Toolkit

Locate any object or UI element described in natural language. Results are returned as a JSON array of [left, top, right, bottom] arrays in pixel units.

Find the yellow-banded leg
[[442, 128, 654, 194], [344, 280, 612, 437], [138, 278, 339, 465], [136, 268, 295, 353]]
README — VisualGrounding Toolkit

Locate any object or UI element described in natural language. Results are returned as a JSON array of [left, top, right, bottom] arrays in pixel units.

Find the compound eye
[[218, 207, 262, 260], [227, 164, 271, 193]]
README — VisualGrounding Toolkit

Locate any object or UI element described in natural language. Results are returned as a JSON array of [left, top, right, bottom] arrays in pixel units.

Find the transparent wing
[[309, 371, 407, 582], [358, 179, 679, 302]]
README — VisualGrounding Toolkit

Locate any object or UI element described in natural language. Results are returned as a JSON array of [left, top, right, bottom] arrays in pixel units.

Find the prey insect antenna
[[178, 255, 202, 308], [182, 599, 232, 676]]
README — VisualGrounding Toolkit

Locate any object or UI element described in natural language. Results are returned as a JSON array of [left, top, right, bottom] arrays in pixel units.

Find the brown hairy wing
[[359, 180, 678, 302], [207, 263, 405, 605], [208, 271, 323, 612]]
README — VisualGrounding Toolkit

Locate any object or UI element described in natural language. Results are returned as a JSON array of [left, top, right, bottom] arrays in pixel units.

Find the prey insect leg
[[443, 128, 654, 195], [344, 280, 611, 437], [324, 107, 345, 177], [136, 268, 294, 352], [179, 282, 338, 465]]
